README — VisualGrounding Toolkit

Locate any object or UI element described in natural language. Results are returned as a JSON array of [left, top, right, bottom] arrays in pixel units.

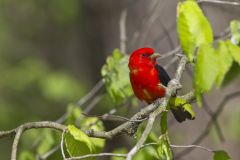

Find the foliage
[[1, 0, 239, 159], [19, 151, 35, 160], [194, 40, 240, 105], [175, 1, 238, 158], [194, 44, 220, 104], [64, 105, 105, 158], [65, 123, 105, 159], [61, 1, 238, 158], [112, 148, 127, 160], [65, 125, 95, 159], [177, 0, 213, 61], [230, 20, 240, 46], [213, 150, 231, 160], [157, 134, 173, 160], [177, 0, 240, 106], [168, 97, 195, 120], [36, 130, 61, 155], [101, 49, 133, 104], [133, 146, 159, 160], [160, 112, 168, 134]]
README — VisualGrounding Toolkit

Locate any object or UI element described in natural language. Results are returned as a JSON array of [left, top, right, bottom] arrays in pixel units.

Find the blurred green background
[[0, 0, 88, 159]]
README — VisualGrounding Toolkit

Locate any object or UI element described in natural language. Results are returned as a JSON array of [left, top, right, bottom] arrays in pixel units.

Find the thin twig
[[0, 90, 194, 141], [0, 121, 66, 139], [39, 145, 60, 160], [56, 79, 104, 123], [198, 0, 240, 6], [82, 112, 148, 122], [171, 144, 213, 152], [159, 18, 175, 50], [120, 9, 128, 54], [139, 142, 213, 153], [40, 82, 105, 159], [202, 97, 225, 142], [66, 153, 126, 160], [126, 106, 166, 160], [83, 94, 105, 114], [0, 60, 194, 160], [78, 80, 104, 106], [11, 127, 23, 160], [157, 46, 181, 60], [0, 122, 66, 160], [164, 56, 179, 70], [139, 0, 164, 46], [61, 130, 67, 160], [214, 28, 231, 40], [176, 91, 240, 159]]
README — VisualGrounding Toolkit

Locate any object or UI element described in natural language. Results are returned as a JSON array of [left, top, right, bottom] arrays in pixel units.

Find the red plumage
[[129, 47, 192, 122], [128, 47, 167, 103]]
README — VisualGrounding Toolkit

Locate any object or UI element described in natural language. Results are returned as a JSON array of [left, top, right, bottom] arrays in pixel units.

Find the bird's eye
[[142, 53, 148, 57]]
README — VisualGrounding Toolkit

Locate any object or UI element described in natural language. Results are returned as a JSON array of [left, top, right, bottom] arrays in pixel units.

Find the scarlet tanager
[[128, 47, 192, 122]]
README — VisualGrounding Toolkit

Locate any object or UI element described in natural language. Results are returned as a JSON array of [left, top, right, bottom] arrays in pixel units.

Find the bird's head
[[128, 47, 161, 69]]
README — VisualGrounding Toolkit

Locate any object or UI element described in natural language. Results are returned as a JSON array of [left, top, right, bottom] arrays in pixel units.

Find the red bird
[[128, 47, 191, 122]]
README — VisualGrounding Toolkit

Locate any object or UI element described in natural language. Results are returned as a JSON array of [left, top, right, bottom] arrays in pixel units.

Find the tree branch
[[0, 88, 195, 160], [0, 121, 66, 139], [0, 55, 194, 160], [140, 142, 213, 153], [176, 91, 240, 159], [0, 122, 66, 160], [198, 0, 240, 6], [11, 127, 23, 160], [126, 106, 166, 160]]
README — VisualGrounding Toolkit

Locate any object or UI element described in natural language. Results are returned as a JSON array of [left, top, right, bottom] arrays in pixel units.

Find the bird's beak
[[150, 53, 161, 59]]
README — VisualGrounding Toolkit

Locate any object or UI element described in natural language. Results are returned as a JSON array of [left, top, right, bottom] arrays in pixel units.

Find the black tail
[[170, 108, 195, 123]]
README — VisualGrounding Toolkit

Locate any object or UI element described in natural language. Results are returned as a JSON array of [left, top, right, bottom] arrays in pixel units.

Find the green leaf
[[157, 134, 173, 160], [79, 117, 105, 153], [65, 125, 95, 159], [136, 124, 158, 143], [194, 41, 236, 105], [182, 103, 195, 118], [65, 104, 106, 154], [215, 41, 233, 86], [213, 150, 231, 160], [230, 20, 240, 46], [37, 130, 60, 155], [133, 146, 159, 160], [222, 62, 240, 86], [101, 49, 133, 104], [194, 44, 219, 105], [177, 1, 213, 61], [226, 40, 240, 65], [19, 151, 35, 160], [112, 148, 127, 160], [160, 112, 168, 134], [169, 97, 195, 119], [66, 103, 82, 124]]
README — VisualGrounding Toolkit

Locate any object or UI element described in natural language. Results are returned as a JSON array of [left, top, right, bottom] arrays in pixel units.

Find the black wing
[[155, 64, 170, 87]]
